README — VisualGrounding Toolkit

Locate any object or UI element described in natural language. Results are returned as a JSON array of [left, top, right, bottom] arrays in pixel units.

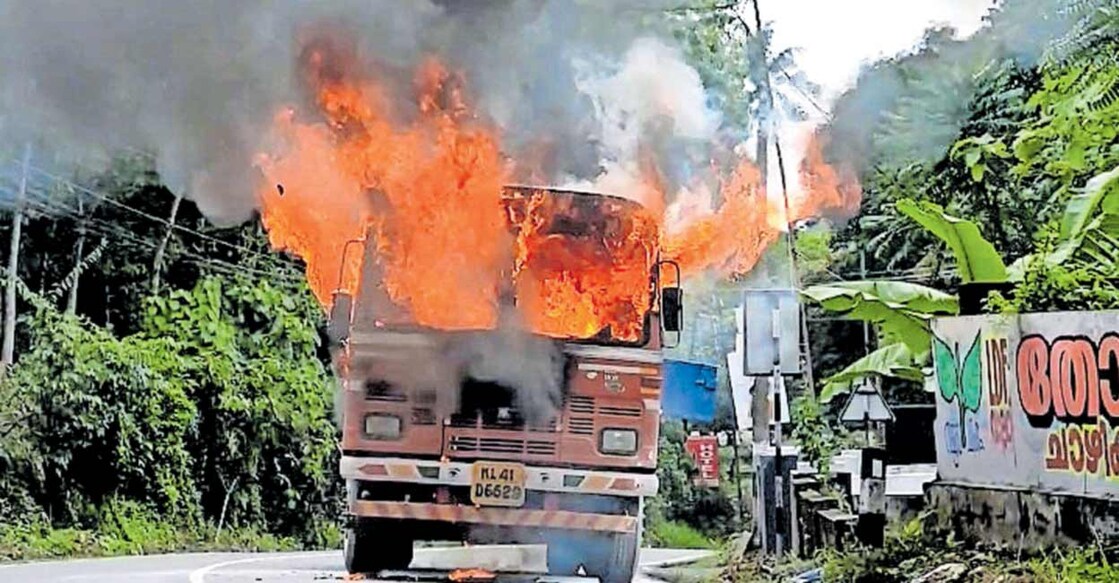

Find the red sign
[[685, 434, 720, 487]]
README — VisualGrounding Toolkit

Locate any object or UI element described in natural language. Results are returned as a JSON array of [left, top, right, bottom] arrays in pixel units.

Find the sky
[[756, 0, 996, 201], [764, 0, 996, 102]]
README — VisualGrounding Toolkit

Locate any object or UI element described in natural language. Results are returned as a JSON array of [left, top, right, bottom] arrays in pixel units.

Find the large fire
[[256, 41, 858, 342]]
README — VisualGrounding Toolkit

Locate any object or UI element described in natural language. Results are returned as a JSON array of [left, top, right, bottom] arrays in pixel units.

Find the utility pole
[[3, 143, 31, 369], [860, 249, 870, 354], [749, 0, 816, 397]]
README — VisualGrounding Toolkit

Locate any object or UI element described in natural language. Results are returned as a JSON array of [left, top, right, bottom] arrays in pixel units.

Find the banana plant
[[895, 199, 1008, 283], [801, 281, 958, 402]]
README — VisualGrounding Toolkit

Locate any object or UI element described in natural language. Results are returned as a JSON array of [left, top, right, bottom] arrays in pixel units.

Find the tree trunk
[[2, 144, 31, 370], [151, 192, 183, 291], [755, 125, 769, 190], [66, 193, 86, 314]]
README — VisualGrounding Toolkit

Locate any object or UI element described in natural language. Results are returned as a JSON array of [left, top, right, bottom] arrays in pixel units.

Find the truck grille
[[565, 396, 642, 418], [567, 417, 595, 435], [411, 408, 437, 425], [568, 396, 595, 414], [600, 404, 642, 417], [365, 380, 406, 402], [449, 436, 557, 456]]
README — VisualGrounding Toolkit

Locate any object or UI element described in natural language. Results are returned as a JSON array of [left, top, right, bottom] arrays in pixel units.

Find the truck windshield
[[507, 188, 658, 345]]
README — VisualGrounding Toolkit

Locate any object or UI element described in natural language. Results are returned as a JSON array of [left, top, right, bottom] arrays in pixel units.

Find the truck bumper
[[350, 500, 638, 533], [339, 456, 658, 497]]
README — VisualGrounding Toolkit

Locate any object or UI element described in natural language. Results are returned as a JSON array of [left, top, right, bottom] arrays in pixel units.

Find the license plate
[[470, 462, 526, 507]]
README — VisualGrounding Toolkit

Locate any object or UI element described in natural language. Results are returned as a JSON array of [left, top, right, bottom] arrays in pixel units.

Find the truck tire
[[343, 520, 414, 574], [546, 530, 638, 583]]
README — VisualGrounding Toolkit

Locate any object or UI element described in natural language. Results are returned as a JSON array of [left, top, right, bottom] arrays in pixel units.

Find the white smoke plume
[[566, 37, 721, 200]]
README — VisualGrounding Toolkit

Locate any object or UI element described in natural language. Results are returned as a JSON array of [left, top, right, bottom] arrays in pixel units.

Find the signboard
[[729, 307, 752, 430], [930, 311, 1119, 498], [743, 290, 802, 375], [685, 434, 720, 487], [662, 360, 717, 422], [840, 382, 895, 423]]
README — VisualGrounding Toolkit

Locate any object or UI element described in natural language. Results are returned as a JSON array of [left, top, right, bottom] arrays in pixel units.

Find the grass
[[0, 500, 339, 561], [0, 520, 303, 561], [1028, 548, 1119, 583], [646, 520, 716, 550]]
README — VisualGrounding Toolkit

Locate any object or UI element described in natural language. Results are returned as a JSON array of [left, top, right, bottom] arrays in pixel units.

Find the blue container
[[662, 359, 718, 422]]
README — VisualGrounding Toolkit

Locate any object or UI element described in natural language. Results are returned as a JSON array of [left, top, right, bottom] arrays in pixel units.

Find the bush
[[0, 506, 301, 561], [646, 421, 741, 541], [646, 520, 715, 549], [0, 273, 339, 556]]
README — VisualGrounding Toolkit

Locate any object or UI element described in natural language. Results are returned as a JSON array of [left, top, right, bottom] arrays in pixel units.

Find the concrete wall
[[927, 312, 1119, 546], [926, 482, 1119, 547], [931, 312, 1119, 496]]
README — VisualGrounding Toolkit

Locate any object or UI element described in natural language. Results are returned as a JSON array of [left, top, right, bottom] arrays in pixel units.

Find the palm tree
[[667, 0, 821, 188]]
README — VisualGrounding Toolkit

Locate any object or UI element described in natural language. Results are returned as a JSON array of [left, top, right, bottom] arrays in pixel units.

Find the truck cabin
[[332, 186, 681, 471]]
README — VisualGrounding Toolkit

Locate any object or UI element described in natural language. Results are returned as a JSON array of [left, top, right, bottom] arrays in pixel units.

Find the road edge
[[639, 550, 716, 569]]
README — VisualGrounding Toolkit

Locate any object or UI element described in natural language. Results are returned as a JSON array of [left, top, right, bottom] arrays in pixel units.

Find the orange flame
[[662, 161, 780, 276], [257, 39, 658, 341], [259, 46, 508, 331], [449, 568, 496, 582], [256, 37, 860, 341], [662, 132, 861, 277]]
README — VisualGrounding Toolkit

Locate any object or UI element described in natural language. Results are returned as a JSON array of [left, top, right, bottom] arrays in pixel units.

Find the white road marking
[[187, 552, 333, 583]]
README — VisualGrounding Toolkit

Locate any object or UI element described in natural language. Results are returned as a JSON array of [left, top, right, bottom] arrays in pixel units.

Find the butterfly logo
[[933, 333, 984, 456]]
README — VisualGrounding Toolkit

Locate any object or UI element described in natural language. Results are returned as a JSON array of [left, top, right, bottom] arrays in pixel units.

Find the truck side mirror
[[328, 291, 353, 346], [662, 287, 683, 332]]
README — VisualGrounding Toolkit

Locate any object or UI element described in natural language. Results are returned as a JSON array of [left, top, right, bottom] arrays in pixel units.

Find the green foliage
[[0, 501, 299, 561], [1, 302, 198, 523], [819, 344, 923, 404], [645, 520, 715, 550], [1029, 548, 1119, 583], [992, 238, 1119, 312], [1049, 165, 1119, 272], [952, 133, 1013, 183], [791, 395, 841, 475], [794, 225, 835, 281], [820, 514, 954, 582], [0, 256, 336, 551], [801, 281, 957, 354], [140, 274, 339, 541], [896, 199, 1008, 283], [803, 281, 956, 400], [646, 421, 739, 541]]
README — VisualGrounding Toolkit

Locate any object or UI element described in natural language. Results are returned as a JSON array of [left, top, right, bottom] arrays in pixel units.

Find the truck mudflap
[[350, 500, 639, 533], [339, 456, 659, 497]]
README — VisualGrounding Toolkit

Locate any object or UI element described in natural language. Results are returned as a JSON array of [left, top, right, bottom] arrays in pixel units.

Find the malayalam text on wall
[[931, 311, 1119, 498]]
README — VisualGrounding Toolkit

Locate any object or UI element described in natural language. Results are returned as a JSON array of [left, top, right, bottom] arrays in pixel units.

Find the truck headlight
[[600, 428, 638, 456], [364, 414, 402, 440]]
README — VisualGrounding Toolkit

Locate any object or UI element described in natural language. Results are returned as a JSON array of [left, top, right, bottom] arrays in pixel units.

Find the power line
[[1, 181, 304, 283], [28, 164, 295, 267], [0, 153, 300, 271]]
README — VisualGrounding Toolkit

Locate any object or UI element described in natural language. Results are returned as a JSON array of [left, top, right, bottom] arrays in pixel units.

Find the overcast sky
[[755, 0, 997, 197], [764, 0, 997, 103]]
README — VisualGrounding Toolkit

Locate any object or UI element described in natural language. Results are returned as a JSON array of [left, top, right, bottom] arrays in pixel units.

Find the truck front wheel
[[343, 519, 414, 574], [547, 530, 638, 583]]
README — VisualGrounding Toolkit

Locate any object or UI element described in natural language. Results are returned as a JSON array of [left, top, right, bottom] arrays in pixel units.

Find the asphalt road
[[0, 545, 712, 583]]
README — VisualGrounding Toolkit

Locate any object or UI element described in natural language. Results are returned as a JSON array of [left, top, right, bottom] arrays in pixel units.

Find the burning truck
[[327, 186, 680, 582], [254, 36, 858, 581]]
